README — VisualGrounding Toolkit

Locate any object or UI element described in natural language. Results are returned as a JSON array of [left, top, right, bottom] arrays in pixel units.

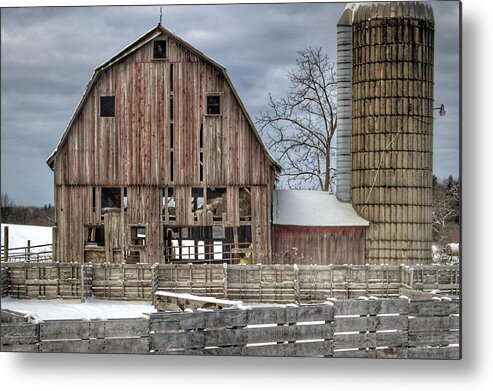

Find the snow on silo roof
[[339, 2, 434, 25], [272, 190, 369, 227]]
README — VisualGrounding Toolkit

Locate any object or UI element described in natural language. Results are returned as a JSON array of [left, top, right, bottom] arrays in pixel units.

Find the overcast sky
[[1, 1, 460, 206]]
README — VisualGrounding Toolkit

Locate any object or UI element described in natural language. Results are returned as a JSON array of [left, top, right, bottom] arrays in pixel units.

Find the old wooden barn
[[47, 24, 280, 264]]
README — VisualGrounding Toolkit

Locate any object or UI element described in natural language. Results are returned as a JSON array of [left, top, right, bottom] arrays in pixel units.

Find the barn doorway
[[163, 225, 252, 264]]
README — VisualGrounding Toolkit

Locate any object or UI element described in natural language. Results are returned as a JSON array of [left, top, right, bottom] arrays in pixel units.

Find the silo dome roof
[[340, 2, 434, 24]]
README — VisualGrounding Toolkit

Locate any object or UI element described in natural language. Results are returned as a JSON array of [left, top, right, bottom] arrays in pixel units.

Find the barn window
[[101, 187, 121, 210], [239, 187, 251, 223], [170, 63, 174, 91], [130, 226, 146, 247], [206, 95, 221, 115], [199, 123, 204, 148], [199, 152, 204, 182], [199, 123, 204, 182], [238, 225, 252, 243], [192, 188, 204, 223], [170, 151, 174, 182], [213, 225, 225, 239], [92, 187, 97, 212], [170, 95, 174, 121], [85, 225, 105, 247], [153, 40, 167, 59], [162, 187, 176, 223], [100, 96, 115, 117], [207, 187, 227, 223]]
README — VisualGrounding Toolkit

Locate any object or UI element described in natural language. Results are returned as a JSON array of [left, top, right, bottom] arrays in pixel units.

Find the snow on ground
[[1, 223, 52, 248], [1, 297, 156, 320]]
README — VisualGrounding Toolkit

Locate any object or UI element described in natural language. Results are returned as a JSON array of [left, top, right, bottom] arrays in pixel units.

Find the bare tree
[[1, 193, 15, 222], [432, 176, 460, 243], [257, 47, 337, 191], [432, 192, 455, 235]]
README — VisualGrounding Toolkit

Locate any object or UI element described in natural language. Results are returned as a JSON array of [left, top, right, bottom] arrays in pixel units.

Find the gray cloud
[[1, 2, 460, 205]]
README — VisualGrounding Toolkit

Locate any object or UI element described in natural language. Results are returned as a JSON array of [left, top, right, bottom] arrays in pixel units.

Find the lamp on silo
[[434, 104, 446, 117]]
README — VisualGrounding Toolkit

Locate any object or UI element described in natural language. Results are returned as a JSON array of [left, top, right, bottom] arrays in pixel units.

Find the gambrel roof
[[46, 24, 281, 171]]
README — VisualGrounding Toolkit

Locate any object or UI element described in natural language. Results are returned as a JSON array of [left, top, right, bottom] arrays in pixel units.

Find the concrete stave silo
[[337, 2, 435, 265]]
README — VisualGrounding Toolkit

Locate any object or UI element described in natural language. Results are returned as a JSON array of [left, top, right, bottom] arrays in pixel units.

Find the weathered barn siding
[[272, 225, 366, 265], [50, 26, 277, 263], [271, 191, 368, 265], [53, 39, 273, 186]]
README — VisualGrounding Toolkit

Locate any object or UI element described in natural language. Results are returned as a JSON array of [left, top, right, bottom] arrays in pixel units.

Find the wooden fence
[[90, 264, 153, 300], [1, 268, 9, 297], [154, 264, 404, 302], [154, 264, 458, 302], [1, 318, 149, 353], [7, 263, 89, 299], [2, 225, 52, 263], [149, 305, 334, 357], [1, 299, 460, 359], [1, 263, 460, 302], [401, 265, 460, 295]]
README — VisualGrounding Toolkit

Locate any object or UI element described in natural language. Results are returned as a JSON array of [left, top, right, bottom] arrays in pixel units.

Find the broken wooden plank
[[154, 291, 242, 311], [160, 341, 334, 357]]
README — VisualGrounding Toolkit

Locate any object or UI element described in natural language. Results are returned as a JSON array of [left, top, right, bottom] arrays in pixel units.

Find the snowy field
[[1, 223, 52, 248], [1, 297, 156, 320]]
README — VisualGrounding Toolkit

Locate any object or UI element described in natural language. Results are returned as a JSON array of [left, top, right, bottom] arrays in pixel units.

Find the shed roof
[[273, 190, 369, 227]]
